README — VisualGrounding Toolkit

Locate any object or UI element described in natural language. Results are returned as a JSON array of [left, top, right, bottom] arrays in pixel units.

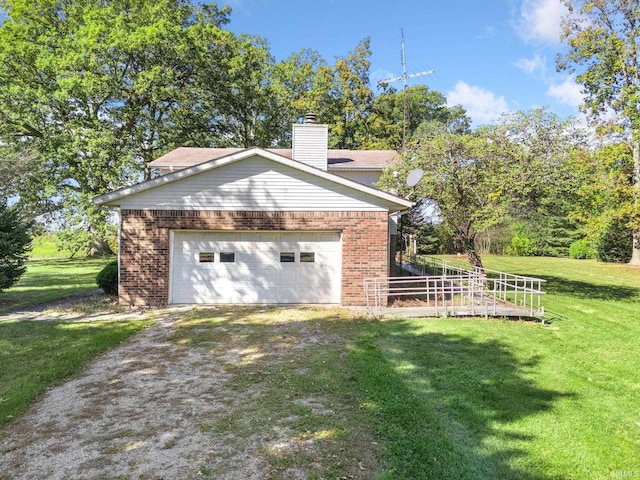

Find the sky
[[223, 0, 581, 126]]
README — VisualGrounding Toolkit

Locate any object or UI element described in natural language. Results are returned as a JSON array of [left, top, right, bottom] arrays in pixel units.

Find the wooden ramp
[[364, 258, 545, 320]]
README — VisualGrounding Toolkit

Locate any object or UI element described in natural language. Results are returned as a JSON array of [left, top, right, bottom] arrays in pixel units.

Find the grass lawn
[[0, 257, 114, 314], [0, 317, 153, 426], [348, 256, 640, 479], [0, 255, 637, 478], [0, 255, 154, 427]]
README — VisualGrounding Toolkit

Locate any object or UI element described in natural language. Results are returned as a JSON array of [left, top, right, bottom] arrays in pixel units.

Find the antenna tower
[[378, 29, 434, 148]]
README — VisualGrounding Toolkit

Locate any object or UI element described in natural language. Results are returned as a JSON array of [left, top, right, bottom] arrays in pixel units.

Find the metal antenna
[[378, 29, 434, 148]]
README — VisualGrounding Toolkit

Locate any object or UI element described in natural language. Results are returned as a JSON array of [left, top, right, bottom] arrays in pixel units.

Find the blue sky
[[224, 0, 580, 126]]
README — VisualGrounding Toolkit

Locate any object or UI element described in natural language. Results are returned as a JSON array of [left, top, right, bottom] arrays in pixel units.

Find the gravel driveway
[[0, 305, 379, 480]]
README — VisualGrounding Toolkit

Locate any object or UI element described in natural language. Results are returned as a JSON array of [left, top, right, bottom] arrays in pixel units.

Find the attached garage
[[170, 231, 341, 304], [93, 129, 413, 306]]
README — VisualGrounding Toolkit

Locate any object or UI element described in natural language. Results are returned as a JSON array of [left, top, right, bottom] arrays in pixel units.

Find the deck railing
[[364, 256, 545, 318]]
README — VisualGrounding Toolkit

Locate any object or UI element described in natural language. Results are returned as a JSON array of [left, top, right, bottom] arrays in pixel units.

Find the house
[[93, 116, 412, 306]]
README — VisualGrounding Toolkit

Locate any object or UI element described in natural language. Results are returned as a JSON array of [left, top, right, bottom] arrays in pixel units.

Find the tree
[[557, 0, 640, 265], [270, 48, 334, 145], [570, 141, 636, 261], [484, 108, 586, 256], [322, 38, 375, 149], [0, 0, 269, 254], [367, 85, 470, 150], [379, 125, 508, 269], [0, 201, 31, 292]]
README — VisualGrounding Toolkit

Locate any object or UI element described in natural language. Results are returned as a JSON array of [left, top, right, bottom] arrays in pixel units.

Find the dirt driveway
[[0, 305, 380, 480]]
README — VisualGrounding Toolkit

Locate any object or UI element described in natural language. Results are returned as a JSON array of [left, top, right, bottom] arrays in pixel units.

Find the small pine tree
[[0, 201, 32, 292]]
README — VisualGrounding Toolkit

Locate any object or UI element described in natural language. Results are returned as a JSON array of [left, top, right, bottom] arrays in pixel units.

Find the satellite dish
[[406, 168, 424, 187]]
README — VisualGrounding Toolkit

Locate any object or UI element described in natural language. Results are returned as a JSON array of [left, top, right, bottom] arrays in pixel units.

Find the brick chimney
[[292, 113, 328, 171]]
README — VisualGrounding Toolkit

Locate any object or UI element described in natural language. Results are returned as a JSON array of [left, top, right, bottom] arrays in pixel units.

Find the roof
[[148, 147, 398, 172], [94, 147, 412, 211]]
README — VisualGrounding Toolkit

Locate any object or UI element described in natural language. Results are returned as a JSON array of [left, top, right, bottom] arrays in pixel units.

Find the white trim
[[94, 148, 412, 210], [168, 230, 175, 304]]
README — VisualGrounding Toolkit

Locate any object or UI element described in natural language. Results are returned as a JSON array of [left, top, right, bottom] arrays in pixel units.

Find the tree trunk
[[461, 235, 484, 271], [86, 227, 114, 257], [631, 140, 640, 265], [86, 237, 114, 257], [631, 231, 640, 265]]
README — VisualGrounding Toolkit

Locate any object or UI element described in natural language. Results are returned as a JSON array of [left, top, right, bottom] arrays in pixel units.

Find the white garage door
[[170, 231, 341, 304]]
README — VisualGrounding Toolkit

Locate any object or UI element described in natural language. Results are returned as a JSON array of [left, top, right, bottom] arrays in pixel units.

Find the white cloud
[[547, 76, 583, 107], [518, 0, 568, 44], [514, 53, 546, 75], [447, 81, 510, 125], [371, 68, 398, 88]]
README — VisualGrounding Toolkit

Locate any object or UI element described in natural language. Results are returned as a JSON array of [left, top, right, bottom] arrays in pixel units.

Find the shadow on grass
[[532, 275, 639, 300], [349, 319, 573, 480], [175, 307, 572, 480]]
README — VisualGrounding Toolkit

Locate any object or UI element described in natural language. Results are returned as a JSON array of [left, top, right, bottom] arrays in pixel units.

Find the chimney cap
[[304, 113, 318, 124]]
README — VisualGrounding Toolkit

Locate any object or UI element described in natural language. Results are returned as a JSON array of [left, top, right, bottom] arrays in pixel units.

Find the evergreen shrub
[[594, 218, 632, 263], [96, 260, 118, 295]]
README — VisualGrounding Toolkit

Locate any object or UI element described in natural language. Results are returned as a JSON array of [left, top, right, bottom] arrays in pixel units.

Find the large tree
[[379, 125, 509, 269], [0, 0, 271, 254], [323, 38, 375, 149], [486, 108, 586, 256], [366, 85, 470, 150], [557, 0, 640, 265], [570, 141, 636, 261]]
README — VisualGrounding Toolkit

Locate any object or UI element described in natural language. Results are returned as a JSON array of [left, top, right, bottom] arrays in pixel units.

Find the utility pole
[[378, 29, 434, 148]]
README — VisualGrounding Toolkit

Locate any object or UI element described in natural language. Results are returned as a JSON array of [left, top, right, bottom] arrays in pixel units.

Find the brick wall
[[119, 209, 389, 306]]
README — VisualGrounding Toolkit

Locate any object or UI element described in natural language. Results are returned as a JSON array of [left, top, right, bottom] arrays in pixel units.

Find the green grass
[[1, 255, 638, 478], [349, 256, 640, 479], [0, 257, 114, 314], [0, 318, 153, 425]]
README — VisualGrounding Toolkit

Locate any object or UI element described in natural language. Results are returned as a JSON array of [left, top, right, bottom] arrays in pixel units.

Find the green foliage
[[558, 1, 640, 264], [366, 85, 470, 150], [0, 202, 31, 292], [569, 238, 596, 259], [510, 215, 583, 257], [398, 202, 444, 255], [380, 108, 584, 268], [593, 216, 633, 263], [0, 0, 273, 247], [569, 142, 638, 263], [507, 233, 540, 257], [30, 232, 72, 258], [96, 260, 118, 295]]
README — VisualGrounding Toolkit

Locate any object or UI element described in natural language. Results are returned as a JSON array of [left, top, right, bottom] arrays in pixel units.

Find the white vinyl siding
[[292, 124, 328, 170], [170, 231, 341, 304], [330, 170, 383, 187], [119, 156, 388, 211]]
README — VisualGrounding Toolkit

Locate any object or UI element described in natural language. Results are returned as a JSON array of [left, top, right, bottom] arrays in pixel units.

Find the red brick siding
[[119, 210, 388, 306]]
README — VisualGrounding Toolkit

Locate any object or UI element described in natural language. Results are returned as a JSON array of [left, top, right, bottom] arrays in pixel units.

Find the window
[[220, 252, 235, 263], [199, 252, 215, 263], [280, 252, 295, 263], [300, 252, 315, 263]]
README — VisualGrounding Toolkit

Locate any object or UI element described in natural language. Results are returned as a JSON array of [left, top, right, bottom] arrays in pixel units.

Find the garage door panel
[[171, 231, 341, 304]]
